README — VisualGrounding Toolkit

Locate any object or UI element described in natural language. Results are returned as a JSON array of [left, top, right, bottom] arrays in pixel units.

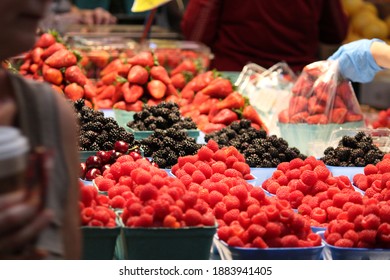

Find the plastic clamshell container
[[318, 231, 390, 260], [126, 127, 200, 141], [213, 235, 324, 260], [326, 165, 365, 182], [250, 167, 277, 186], [121, 225, 217, 260], [113, 109, 135, 129], [81, 226, 121, 260], [278, 121, 365, 157]]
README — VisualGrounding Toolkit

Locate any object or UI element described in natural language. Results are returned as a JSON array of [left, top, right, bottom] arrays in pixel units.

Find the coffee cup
[[0, 126, 29, 194]]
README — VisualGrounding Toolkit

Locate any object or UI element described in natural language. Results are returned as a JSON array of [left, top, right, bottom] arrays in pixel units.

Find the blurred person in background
[[181, 0, 348, 73], [0, 0, 80, 259]]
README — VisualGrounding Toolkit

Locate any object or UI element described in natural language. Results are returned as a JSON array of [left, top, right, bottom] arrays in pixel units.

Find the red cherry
[[96, 150, 111, 164], [129, 151, 142, 161], [111, 151, 123, 162], [80, 162, 87, 179], [85, 168, 101, 180], [114, 141, 129, 153], [85, 155, 102, 169], [101, 164, 111, 173]]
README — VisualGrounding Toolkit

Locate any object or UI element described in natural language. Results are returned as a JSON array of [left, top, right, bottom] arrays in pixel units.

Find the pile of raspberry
[[93, 155, 215, 228], [353, 154, 390, 201], [324, 199, 390, 248], [79, 181, 117, 227]]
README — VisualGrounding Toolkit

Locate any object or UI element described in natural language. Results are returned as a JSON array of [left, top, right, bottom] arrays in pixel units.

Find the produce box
[[325, 165, 364, 181], [121, 226, 217, 260], [79, 151, 96, 163], [250, 167, 277, 186], [213, 236, 324, 260], [113, 109, 135, 129], [81, 226, 121, 260], [126, 127, 200, 141]]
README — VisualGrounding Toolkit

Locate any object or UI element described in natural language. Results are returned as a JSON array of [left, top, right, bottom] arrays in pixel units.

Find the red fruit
[[129, 151, 142, 161], [377, 223, 390, 243], [311, 207, 327, 224], [80, 162, 87, 179], [227, 236, 245, 247], [85, 168, 101, 180], [326, 232, 342, 245], [300, 170, 318, 187], [358, 229, 377, 245], [96, 151, 112, 165], [35, 33, 56, 48], [334, 238, 354, 247], [184, 209, 203, 226], [134, 214, 154, 227], [224, 168, 243, 178], [128, 51, 154, 67], [147, 79, 167, 99], [114, 141, 129, 153], [361, 213, 381, 230], [150, 65, 171, 85], [110, 195, 126, 209], [252, 236, 268, 248], [80, 207, 95, 225], [45, 49, 77, 68], [280, 235, 299, 247], [127, 65, 149, 85], [171, 72, 187, 90], [197, 146, 214, 161], [64, 65, 87, 86], [64, 83, 84, 101]]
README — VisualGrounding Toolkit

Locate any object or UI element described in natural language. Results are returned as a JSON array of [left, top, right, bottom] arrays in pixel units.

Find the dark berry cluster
[[321, 131, 385, 167], [127, 102, 197, 131], [205, 119, 306, 167], [140, 128, 202, 168], [73, 99, 137, 151]]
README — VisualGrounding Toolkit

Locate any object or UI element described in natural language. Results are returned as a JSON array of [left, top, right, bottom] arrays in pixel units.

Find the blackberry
[[102, 141, 114, 150], [246, 154, 261, 167], [326, 158, 340, 166], [153, 157, 167, 168], [79, 137, 91, 149], [341, 136, 358, 148], [323, 147, 335, 155], [90, 142, 100, 151], [73, 99, 85, 111], [230, 121, 241, 131], [240, 119, 252, 129], [148, 123, 157, 130], [285, 148, 298, 160], [354, 157, 366, 167], [163, 136, 177, 149], [167, 113, 180, 123], [278, 153, 286, 162], [84, 130, 98, 141], [350, 149, 364, 160], [268, 147, 279, 158], [240, 142, 250, 150], [142, 145, 153, 157], [104, 122, 117, 131], [262, 160, 274, 168], [271, 158, 281, 166], [336, 147, 351, 162], [354, 131, 367, 142], [225, 129, 237, 139], [357, 142, 372, 153], [95, 133, 108, 146], [143, 116, 156, 127], [262, 152, 272, 161]]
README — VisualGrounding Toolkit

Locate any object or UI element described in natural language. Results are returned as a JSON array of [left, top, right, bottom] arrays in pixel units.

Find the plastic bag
[[277, 60, 365, 156]]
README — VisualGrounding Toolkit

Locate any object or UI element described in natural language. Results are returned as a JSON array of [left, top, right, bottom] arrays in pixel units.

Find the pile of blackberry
[[205, 119, 306, 167], [140, 128, 202, 168], [73, 99, 137, 151], [321, 131, 384, 167], [127, 102, 197, 131]]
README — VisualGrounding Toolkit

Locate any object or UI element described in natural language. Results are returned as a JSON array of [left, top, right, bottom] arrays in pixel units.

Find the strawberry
[[65, 65, 87, 86], [216, 91, 245, 110], [88, 50, 110, 68], [64, 83, 84, 101], [345, 113, 363, 122], [45, 49, 77, 69], [181, 71, 214, 98], [128, 51, 154, 67], [35, 33, 56, 48], [198, 77, 233, 98], [51, 84, 63, 94], [113, 101, 126, 110], [127, 65, 149, 85], [278, 109, 289, 123], [289, 112, 309, 123], [288, 96, 308, 116], [100, 59, 123, 77], [150, 65, 171, 85], [198, 98, 217, 115], [41, 42, 66, 60], [242, 105, 268, 131], [171, 72, 187, 89], [330, 108, 348, 124], [147, 79, 167, 99], [84, 83, 97, 99], [96, 84, 115, 101], [126, 100, 143, 112], [306, 114, 328, 124], [31, 47, 44, 64], [170, 59, 197, 76], [166, 83, 179, 96], [101, 71, 119, 85], [211, 108, 238, 125], [123, 83, 144, 103], [43, 67, 63, 85], [202, 122, 226, 133]]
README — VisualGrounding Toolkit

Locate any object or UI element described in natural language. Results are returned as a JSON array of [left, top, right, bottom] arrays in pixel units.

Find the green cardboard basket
[[121, 226, 217, 260], [79, 151, 97, 163], [113, 109, 135, 130], [126, 128, 200, 141], [82, 226, 121, 260]]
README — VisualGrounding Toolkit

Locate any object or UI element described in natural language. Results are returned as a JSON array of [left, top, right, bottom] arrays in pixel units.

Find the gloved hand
[[328, 39, 384, 83]]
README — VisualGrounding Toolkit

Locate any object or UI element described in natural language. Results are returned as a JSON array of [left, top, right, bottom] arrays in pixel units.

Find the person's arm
[[54, 93, 81, 260], [319, 0, 349, 44], [70, 5, 116, 25], [371, 40, 390, 69]]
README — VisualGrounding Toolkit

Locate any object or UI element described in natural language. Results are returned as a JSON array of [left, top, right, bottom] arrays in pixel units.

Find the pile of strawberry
[[79, 181, 117, 227], [15, 32, 96, 103], [278, 61, 363, 124], [372, 108, 390, 129], [353, 154, 390, 200], [324, 199, 390, 248], [93, 155, 215, 228], [93, 51, 182, 110], [178, 72, 268, 133]]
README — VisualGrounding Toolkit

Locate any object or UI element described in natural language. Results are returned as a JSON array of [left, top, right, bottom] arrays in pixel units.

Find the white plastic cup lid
[[0, 126, 29, 161]]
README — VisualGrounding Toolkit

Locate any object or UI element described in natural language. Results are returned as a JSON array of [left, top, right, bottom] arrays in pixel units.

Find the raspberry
[[224, 168, 243, 178], [223, 195, 241, 210], [244, 173, 255, 180], [311, 207, 327, 224], [232, 161, 251, 176], [88, 219, 104, 227], [326, 206, 342, 222], [348, 192, 363, 205], [197, 146, 214, 161], [319, 199, 333, 211], [264, 222, 282, 238], [289, 158, 305, 170], [267, 181, 281, 194], [286, 169, 301, 181], [182, 162, 197, 176], [307, 196, 319, 209], [280, 235, 299, 247], [110, 195, 126, 209], [332, 192, 349, 208], [230, 185, 249, 202], [191, 170, 206, 184], [238, 211, 251, 228], [138, 183, 158, 202], [295, 180, 310, 194], [96, 178, 115, 192], [225, 156, 239, 168], [206, 139, 219, 152], [311, 181, 328, 195], [377, 159, 390, 174], [377, 223, 390, 243], [307, 233, 322, 246], [210, 182, 229, 195], [361, 213, 381, 230], [276, 186, 290, 201], [81, 207, 95, 225], [177, 155, 198, 167], [211, 161, 227, 174], [291, 214, 309, 233], [227, 236, 244, 247], [132, 168, 152, 185], [210, 172, 226, 183], [108, 162, 122, 181], [251, 212, 269, 227], [286, 190, 302, 209], [276, 175, 289, 186], [198, 162, 213, 178], [223, 209, 240, 225], [326, 232, 342, 245], [358, 229, 377, 244], [247, 204, 261, 218], [379, 204, 390, 223], [213, 149, 227, 162], [134, 214, 154, 227], [181, 191, 198, 208], [250, 187, 266, 202], [252, 236, 268, 248], [300, 164, 313, 173], [300, 170, 318, 187], [120, 161, 137, 176], [277, 162, 290, 173], [279, 209, 294, 224], [334, 238, 354, 247], [217, 226, 233, 242], [298, 203, 312, 216], [343, 229, 359, 245], [364, 164, 378, 175], [169, 204, 183, 220], [363, 204, 380, 216], [263, 204, 279, 221], [93, 209, 110, 225], [213, 201, 227, 219]]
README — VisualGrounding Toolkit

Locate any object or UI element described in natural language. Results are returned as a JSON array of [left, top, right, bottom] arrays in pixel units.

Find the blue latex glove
[[328, 39, 384, 83]]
